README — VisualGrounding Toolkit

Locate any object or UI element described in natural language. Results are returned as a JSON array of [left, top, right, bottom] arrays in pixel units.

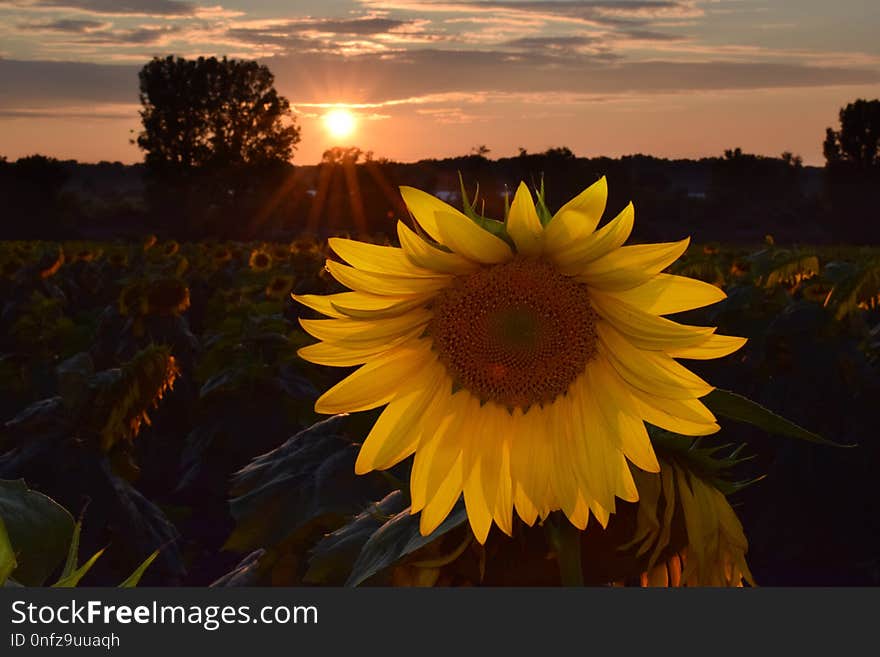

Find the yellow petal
[[314, 340, 435, 414], [329, 237, 439, 277], [597, 322, 714, 399], [587, 358, 660, 473], [506, 182, 543, 256], [299, 309, 431, 344], [331, 295, 430, 320], [411, 390, 466, 512], [493, 438, 514, 537], [474, 403, 508, 522], [434, 210, 513, 264], [567, 493, 591, 530], [625, 383, 720, 436], [463, 458, 493, 544], [293, 292, 352, 319], [297, 330, 423, 366], [399, 185, 471, 245], [400, 186, 512, 264], [576, 238, 690, 291], [573, 378, 634, 510], [625, 380, 719, 426], [550, 202, 634, 273], [355, 360, 445, 474], [589, 501, 611, 529], [553, 389, 606, 516], [419, 455, 463, 536], [509, 406, 553, 522], [667, 334, 748, 360], [591, 291, 715, 351], [608, 273, 726, 315], [397, 221, 478, 275], [634, 398, 721, 436], [513, 484, 539, 527], [295, 290, 430, 321], [326, 259, 451, 296], [544, 176, 607, 251]]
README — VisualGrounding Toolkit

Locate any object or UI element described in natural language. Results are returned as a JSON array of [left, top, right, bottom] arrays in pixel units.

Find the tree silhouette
[[822, 99, 880, 242], [823, 98, 880, 170], [135, 55, 300, 172]]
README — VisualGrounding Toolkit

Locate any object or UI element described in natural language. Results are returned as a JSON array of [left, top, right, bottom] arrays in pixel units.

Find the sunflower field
[[1, 181, 879, 588]]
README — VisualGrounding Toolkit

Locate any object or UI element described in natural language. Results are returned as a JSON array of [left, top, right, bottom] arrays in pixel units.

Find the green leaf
[[305, 491, 407, 585], [60, 520, 83, 580], [0, 479, 74, 586], [534, 175, 554, 225], [703, 389, 851, 447], [0, 517, 16, 586], [52, 548, 105, 588], [457, 171, 511, 241], [346, 500, 468, 587], [118, 549, 159, 588], [227, 415, 391, 552]]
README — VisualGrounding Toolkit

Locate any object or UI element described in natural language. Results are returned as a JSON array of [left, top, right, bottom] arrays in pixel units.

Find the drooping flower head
[[295, 179, 746, 543]]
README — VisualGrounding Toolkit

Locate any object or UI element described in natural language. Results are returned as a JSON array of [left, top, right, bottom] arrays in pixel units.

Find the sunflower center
[[429, 257, 598, 409]]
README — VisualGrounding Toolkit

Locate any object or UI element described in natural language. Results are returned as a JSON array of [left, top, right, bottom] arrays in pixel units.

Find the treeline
[[1, 147, 877, 244]]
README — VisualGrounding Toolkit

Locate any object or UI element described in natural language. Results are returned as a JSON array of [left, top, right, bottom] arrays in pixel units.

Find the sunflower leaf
[[305, 491, 407, 585], [346, 499, 468, 587], [52, 548, 105, 587], [227, 415, 390, 553], [60, 519, 83, 580], [0, 517, 16, 586], [118, 549, 159, 588], [0, 479, 74, 586], [703, 389, 851, 447]]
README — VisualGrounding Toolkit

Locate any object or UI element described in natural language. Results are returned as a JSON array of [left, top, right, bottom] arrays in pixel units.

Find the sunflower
[[249, 248, 272, 272], [162, 240, 180, 257], [265, 275, 295, 299], [295, 179, 746, 543], [213, 246, 232, 265], [144, 277, 191, 316]]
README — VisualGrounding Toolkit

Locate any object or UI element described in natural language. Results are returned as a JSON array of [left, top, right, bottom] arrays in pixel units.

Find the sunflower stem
[[547, 515, 584, 587]]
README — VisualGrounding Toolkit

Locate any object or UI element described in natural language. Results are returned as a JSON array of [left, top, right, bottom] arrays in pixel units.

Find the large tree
[[822, 99, 880, 242], [823, 98, 880, 170], [135, 55, 300, 171]]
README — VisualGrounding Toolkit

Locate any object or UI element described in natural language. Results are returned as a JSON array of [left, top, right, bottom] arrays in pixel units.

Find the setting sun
[[323, 108, 356, 141]]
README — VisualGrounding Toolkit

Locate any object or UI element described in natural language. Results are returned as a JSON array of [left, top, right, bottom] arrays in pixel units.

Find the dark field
[[1, 238, 878, 586]]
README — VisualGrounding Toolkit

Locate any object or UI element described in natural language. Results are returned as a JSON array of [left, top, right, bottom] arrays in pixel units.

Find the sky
[[0, 0, 878, 165]]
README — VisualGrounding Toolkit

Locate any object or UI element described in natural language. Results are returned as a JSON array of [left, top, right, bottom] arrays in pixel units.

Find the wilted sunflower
[[295, 179, 746, 543]]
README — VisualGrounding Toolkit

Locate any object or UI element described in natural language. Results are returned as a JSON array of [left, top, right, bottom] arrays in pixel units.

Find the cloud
[[617, 28, 685, 41], [2, 0, 194, 15], [0, 0, 237, 17], [15, 18, 110, 32], [0, 102, 139, 119], [297, 17, 412, 35], [359, 0, 702, 26], [4, 48, 878, 115], [75, 25, 182, 44], [503, 34, 600, 50]]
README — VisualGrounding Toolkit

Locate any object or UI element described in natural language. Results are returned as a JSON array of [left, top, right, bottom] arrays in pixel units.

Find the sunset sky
[[1, 0, 878, 165]]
